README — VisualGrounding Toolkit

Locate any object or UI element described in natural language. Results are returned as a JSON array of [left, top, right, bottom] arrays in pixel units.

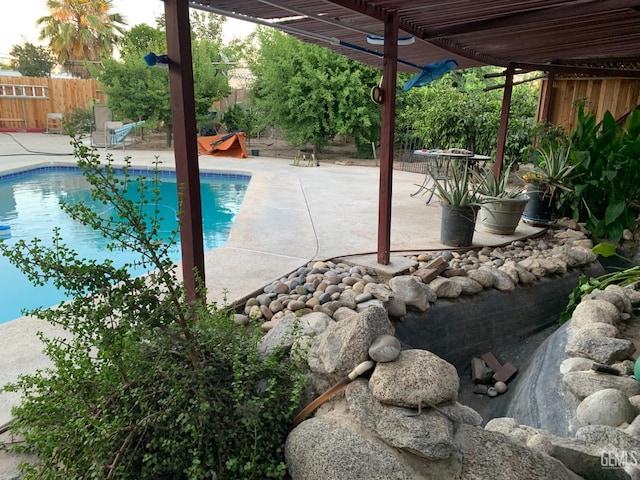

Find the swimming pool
[[0, 166, 250, 324]]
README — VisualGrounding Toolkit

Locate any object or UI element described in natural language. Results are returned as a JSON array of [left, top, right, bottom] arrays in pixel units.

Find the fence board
[[538, 77, 640, 131], [0, 75, 105, 129]]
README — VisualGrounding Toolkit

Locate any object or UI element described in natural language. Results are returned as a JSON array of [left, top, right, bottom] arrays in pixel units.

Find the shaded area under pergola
[[163, 0, 640, 300]]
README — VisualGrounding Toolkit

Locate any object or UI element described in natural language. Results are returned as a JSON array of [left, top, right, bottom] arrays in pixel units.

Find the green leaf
[[592, 242, 618, 257]]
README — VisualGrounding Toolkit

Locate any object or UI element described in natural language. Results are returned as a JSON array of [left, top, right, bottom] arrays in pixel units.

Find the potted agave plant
[[476, 163, 528, 235], [521, 142, 578, 225], [428, 160, 481, 247]]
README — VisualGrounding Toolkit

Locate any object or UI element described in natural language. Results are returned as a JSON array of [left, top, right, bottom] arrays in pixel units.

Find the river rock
[[466, 268, 495, 288], [385, 296, 407, 318], [363, 282, 394, 302], [563, 371, 640, 400], [306, 305, 394, 377], [332, 306, 357, 322], [565, 335, 635, 364], [304, 311, 334, 334], [571, 299, 620, 328], [346, 379, 456, 460], [560, 357, 595, 374], [368, 334, 401, 362], [369, 349, 459, 408], [480, 266, 516, 292], [258, 313, 314, 358], [576, 388, 635, 427], [428, 277, 462, 298], [449, 275, 483, 295], [388, 275, 436, 311], [576, 424, 640, 453], [604, 284, 634, 313], [570, 322, 619, 339]]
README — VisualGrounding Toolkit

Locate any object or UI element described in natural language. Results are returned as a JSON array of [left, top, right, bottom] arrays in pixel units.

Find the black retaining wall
[[393, 262, 605, 370]]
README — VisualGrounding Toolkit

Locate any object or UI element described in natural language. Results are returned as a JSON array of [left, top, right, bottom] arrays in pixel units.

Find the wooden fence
[[537, 76, 640, 131], [0, 75, 105, 129]]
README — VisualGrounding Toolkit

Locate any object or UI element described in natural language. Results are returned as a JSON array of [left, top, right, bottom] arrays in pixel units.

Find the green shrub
[[0, 139, 306, 479], [562, 107, 640, 243]]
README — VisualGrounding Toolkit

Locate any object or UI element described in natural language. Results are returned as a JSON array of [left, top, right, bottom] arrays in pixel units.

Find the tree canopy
[[98, 15, 231, 146], [249, 28, 381, 154], [397, 67, 539, 162], [9, 42, 56, 77], [38, 0, 126, 78]]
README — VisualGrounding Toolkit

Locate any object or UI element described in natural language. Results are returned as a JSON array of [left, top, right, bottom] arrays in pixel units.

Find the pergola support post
[[493, 64, 515, 179], [164, 0, 205, 302], [377, 11, 398, 265]]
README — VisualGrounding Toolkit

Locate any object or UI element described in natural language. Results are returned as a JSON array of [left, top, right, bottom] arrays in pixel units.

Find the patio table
[[410, 149, 491, 204]]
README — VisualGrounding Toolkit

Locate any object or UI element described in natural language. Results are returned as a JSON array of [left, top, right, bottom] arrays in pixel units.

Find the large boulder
[[565, 336, 635, 364], [576, 388, 636, 427], [285, 417, 428, 480], [570, 299, 620, 329], [563, 372, 640, 400], [369, 349, 459, 407], [388, 275, 436, 311], [306, 305, 394, 379], [346, 379, 456, 460], [456, 424, 583, 480]]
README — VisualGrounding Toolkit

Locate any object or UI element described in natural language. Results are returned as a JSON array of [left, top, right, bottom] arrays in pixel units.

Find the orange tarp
[[197, 132, 248, 158]]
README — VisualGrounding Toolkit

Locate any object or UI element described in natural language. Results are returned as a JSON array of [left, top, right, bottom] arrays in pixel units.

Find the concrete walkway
[[0, 132, 542, 473]]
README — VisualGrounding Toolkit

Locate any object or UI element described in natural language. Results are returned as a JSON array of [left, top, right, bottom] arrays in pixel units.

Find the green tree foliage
[[1, 139, 306, 479], [37, 0, 127, 78], [98, 18, 231, 147], [397, 67, 538, 160], [9, 42, 56, 77], [99, 24, 170, 135], [249, 28, 381, 153]]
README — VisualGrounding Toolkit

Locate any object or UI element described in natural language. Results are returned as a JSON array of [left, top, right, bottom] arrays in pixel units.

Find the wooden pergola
[[163, 0, 640, 301]]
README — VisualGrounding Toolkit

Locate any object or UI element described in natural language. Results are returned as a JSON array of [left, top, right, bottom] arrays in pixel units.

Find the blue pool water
[[0, 167, 249, 324]]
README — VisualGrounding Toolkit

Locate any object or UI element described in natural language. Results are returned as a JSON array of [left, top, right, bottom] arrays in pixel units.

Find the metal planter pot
[[440, 204, 478, 247], [479, 194, 529, 235]]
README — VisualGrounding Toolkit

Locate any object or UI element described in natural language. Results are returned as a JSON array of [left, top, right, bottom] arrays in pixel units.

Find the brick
[[441, 268, 467, 278], [473, 384, 489, 395], [413, 267, 440, 283], [493, 362, 518, 383], [423, 256, 447, 270], [481, 352, 502, 372], [471, 357, 494, 384]]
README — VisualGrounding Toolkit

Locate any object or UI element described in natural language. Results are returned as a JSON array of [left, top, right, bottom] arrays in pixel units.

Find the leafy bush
[[561, 107, 640, 243], [67, 106, 94, 134], [0, 139, 306, 479]]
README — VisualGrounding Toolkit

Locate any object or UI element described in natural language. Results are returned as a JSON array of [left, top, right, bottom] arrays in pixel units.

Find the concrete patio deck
[[0, 131, 543, 441]]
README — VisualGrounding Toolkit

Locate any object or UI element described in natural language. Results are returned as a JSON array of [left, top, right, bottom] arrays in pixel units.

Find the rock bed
[[237, 218, 598, 328]]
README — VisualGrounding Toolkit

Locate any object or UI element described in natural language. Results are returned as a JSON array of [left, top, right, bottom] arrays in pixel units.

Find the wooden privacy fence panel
[[538, 77, 640, 132], [0, 75, 105, 129]]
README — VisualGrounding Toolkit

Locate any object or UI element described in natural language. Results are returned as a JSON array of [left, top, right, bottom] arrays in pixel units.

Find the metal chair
[[46, 113, 63, 134]]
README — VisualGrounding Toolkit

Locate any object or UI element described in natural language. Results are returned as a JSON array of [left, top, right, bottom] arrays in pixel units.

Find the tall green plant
[[564, 107, 640, 242], [0, 139, 306, 479]]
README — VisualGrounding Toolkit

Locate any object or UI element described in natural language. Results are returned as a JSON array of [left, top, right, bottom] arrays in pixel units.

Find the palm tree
[[38, 0, 127, 78]]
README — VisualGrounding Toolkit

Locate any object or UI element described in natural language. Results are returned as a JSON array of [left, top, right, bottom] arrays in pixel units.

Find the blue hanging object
[[143, 52, 169, 68], [403, 58, 458, 91]]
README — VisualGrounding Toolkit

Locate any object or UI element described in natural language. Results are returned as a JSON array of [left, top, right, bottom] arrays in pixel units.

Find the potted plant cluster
[[475, 163, 528, 235], [428, 160, 481, 247], [521, 142, 578, 225]]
